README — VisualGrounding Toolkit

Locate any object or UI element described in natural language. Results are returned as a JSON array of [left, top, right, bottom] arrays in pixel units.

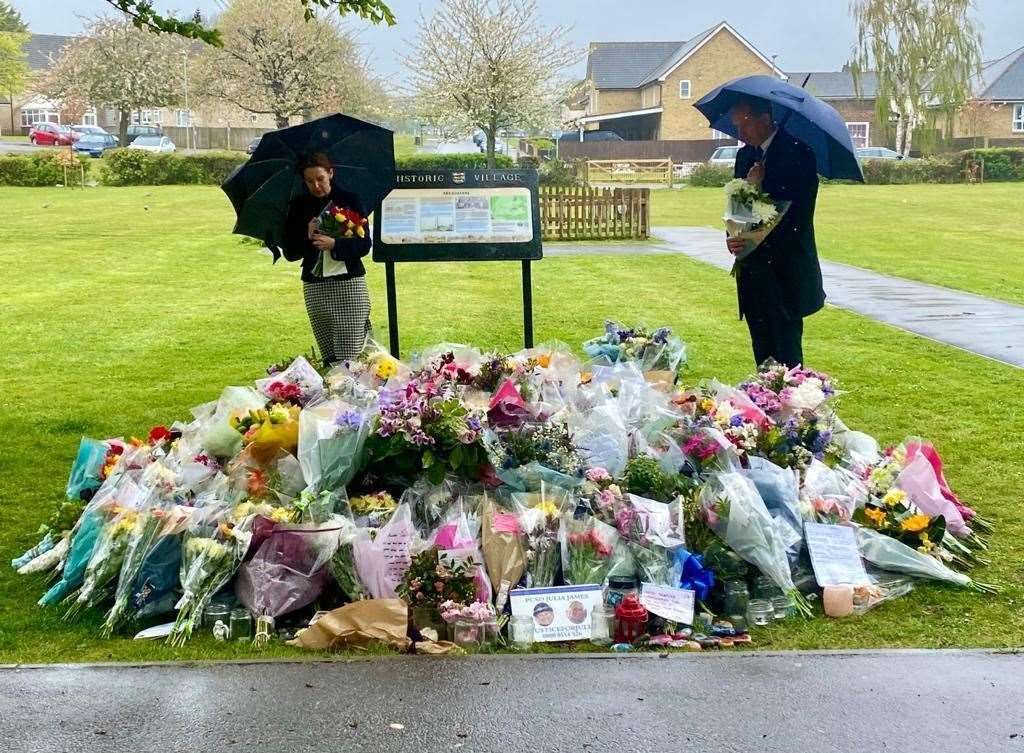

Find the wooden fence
[[584, 158, 673, 187], [540, 185, 649, 241]]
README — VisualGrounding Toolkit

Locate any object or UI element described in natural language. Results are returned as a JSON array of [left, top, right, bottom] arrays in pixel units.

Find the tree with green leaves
[[0, 31, 28, 135], [36, 17, 189, 145], [0, 1, 27, 33], [850, 0, 982, 156], [194, 0, 383, 129], [101, 0, 395, 45], [404, 0, 579, 168]]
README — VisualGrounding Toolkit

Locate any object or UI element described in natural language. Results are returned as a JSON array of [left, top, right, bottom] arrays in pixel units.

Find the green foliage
[[850, 0, 982, 154], [517, 155, 541, 170], [538, 158, 582, 187], [396, 153, 514, 170], [0, 1, 27, 32], [102, 150, 246, 186], [620, 455, 684, 502], [687, 163, 733, 187], [859, 156, 962, 185], [959, 148, 1024, 182], [397, 546, 476, 608], [102, 0, 395, 46], [0, 151, 92, 186]]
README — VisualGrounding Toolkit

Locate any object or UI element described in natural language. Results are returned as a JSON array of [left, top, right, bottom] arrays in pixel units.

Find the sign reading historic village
[[373, 169, 543, 355], [373, 170, 542, 262]]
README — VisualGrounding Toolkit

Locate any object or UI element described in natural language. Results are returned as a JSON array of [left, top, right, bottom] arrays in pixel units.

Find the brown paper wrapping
[[644, 370, 677, 393], [287, 598, 411, 652], [481, 500, 525, 610]]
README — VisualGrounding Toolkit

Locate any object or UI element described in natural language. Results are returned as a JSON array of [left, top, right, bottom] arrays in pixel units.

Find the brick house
[[948, 45, 1024, 144], [578, 21, 785, 144], [574, 22, 885, 160]]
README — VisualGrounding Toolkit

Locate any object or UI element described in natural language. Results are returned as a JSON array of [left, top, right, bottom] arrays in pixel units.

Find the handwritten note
[[804, 522, 870, 586], [640, 583, 695, 625]]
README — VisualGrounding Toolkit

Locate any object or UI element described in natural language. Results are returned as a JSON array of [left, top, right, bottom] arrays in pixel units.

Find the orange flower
[[864, 506, 887, 526], [537, 353, 551, 368], [900, 514, 930, 533]]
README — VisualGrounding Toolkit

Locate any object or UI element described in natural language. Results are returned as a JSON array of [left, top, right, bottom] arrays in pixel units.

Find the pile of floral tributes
[[12, 321, 995, 652]]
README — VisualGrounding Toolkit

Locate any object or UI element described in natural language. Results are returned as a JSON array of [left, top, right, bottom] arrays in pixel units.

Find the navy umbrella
[[693, 75, 864, 181], [222, 113, 395, 257]]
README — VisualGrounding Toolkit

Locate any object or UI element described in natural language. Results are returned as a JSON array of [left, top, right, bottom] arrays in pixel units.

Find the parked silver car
[[857, 147, 916, 161], [708, 145, 740, 167]]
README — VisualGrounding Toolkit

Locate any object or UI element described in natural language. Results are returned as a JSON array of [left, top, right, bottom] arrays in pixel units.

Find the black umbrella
[[222, 113, 395, 258]]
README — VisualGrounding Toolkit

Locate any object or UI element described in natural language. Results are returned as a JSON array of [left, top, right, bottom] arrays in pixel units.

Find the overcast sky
[[17, 0, 1024, 86]]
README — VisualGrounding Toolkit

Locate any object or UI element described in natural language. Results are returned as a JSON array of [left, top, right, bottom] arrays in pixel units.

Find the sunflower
[[900, 513, 931, 534]]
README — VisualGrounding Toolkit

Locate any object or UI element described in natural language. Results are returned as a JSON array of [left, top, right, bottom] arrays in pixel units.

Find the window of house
[[105, 107, 117, 123], [22, 108, 60, 126], [176, 109, 192, 127], [133, 109, 165, 125], [1013, 105, 1024, 133], [846, 122, 869, 149], [678, 80, 691, 99], [82, 109, 97, 126]]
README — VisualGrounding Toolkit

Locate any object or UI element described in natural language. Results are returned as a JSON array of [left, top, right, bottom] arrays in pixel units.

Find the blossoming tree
[[403, 0, 579, 168]]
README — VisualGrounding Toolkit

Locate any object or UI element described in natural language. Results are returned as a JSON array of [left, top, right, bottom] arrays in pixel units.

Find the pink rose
[[586, 467, 611, 482]]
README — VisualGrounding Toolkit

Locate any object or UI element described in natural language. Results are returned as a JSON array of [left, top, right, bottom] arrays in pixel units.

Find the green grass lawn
[[650, 183, 1024, 306], [1, 185, 1022, 664], [0, 134, 29, 142]]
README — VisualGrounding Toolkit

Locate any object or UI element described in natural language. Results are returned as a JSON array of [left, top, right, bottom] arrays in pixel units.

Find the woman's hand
[[311, 233, 335, 252], [307, 218, 319, 239]]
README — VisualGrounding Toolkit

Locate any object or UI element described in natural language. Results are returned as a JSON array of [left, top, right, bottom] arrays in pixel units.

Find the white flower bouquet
[[723, 178, 790, 265]]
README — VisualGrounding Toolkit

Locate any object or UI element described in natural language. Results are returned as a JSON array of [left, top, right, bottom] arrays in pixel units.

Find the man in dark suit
[[725, 96, 825, 368]]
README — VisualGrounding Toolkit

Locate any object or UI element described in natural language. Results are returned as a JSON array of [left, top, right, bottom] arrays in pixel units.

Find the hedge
[[0, 150, 92, 187], [958, 148, 1024, 181], [102, 149, 247, 186], [858, 156, 963, 185], [0, 149, 520, 187], [687, 163, 733, 187], [395, 152, 514, 170]]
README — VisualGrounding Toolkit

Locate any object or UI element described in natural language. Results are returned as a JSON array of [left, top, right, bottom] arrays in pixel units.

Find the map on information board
[[380, 187, 533, 244]]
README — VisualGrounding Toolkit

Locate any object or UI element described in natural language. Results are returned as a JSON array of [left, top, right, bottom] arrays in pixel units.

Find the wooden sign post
[[372, 169, 543, 357]]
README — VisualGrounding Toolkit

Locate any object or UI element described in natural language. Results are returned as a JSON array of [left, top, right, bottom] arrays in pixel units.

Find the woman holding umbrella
[[222, 114, 394, 365], [282, 152, 372, 366]]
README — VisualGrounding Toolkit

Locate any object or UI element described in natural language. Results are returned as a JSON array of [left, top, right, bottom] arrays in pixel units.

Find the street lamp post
[[182, 50, 190, 151]]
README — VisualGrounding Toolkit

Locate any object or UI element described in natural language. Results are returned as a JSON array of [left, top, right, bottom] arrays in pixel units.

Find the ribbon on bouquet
[[673, 548, 715, 602]]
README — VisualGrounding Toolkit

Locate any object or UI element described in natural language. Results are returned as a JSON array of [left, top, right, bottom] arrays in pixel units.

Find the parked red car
[[28, 123, 77, 146]]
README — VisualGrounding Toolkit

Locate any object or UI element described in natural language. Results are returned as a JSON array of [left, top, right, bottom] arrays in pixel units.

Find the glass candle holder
[[771, 594, 794, 620], [453, 619, 482, 649], [723, 580, 750, 618], [746, 599, 774, 627], [229, 608, 253, 641], [753, 575, 782, 600], [589, 605, 612, 646], [204, 602, 230, 628], [480, 617, 499, 647], [510, 616, 534, 651]]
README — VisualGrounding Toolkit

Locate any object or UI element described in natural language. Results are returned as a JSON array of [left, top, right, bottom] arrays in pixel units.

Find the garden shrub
[[0, 151, 92, 186], [687, 163, 733, 187]]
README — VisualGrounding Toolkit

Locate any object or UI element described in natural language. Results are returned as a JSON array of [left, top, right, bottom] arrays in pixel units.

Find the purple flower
[[467, 416, 482, 432], [729, 414, 745, 428]]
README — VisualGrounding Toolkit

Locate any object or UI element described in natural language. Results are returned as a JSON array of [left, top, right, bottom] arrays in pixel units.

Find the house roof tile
[[587, 41, 682, 89], [24, 33, 75, 71], [976, 45, 1024, 100], [784, 70, 878, 99]]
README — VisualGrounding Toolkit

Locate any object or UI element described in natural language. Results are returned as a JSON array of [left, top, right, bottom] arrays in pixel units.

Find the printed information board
[[373, 170, 542, 262]]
